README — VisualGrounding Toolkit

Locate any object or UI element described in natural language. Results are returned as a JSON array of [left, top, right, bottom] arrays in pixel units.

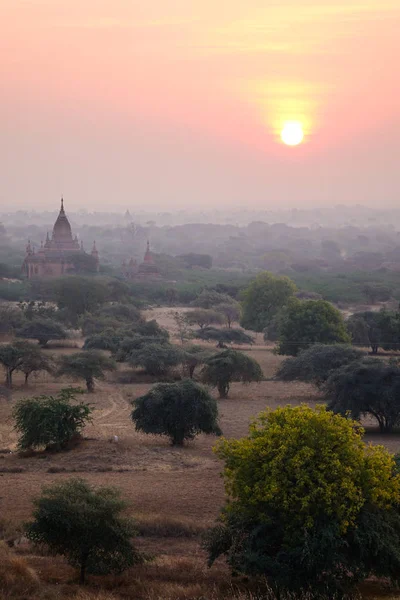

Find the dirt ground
[[1, 312, 400, 599]]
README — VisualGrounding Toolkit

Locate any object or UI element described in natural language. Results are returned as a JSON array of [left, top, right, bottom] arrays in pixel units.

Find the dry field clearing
[[1, 310, 400, 599]]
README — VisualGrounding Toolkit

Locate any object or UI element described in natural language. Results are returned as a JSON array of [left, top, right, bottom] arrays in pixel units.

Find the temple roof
[[52, 197, 73, 243]]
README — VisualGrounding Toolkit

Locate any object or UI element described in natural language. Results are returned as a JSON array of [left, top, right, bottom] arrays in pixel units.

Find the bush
[[13, 388, 91, 450], [195, 327, 254, 346], [205, 405, 400, 596], [16, 317, 67, 347], [192, 289, 234, 309], [0, 542, 39, 596], [277, 298, 351, 356], [132, 379, 222, 445], [57, 350, 117, 392], [276, 344, 363, 388], [326, 357, 400, 432], [201, 349, 263, 398], [127, 342, 183, 377], [26, 478, 145, 584]]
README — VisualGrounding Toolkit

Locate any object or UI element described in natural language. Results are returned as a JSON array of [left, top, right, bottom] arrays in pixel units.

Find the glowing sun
[[280, 121, 304, 146]]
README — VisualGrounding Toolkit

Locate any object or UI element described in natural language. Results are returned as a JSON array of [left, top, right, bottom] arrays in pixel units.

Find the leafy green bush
[[127, 342, 183, 377], [13, 388, 91, 451], [276, 344, 363, 387], [16, 318, 67, 347], [202, 349, 263, 398], [26, 478, 144, 583], [132, 379, 221, 445], [195, 327, 254, 345], [204, 405, 400, 596]]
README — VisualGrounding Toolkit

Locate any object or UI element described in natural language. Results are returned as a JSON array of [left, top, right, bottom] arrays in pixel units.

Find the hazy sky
[[1, 1, 399, 211]]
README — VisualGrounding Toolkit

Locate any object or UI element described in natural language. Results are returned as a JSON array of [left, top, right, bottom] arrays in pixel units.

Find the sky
[[1, 0, 399, 211]]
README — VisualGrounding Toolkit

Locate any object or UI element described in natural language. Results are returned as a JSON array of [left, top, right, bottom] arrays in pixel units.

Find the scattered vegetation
[[57, 351, 117, 392], [201, 349, 263, 398]]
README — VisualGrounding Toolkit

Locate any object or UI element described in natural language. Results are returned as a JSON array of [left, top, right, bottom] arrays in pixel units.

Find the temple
[[22, 198, 99, 279], [122, 240, 161, 280]]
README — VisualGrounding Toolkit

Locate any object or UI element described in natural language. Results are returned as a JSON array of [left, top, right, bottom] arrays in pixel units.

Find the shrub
[[16, 317, 67, 347], [204, 405, 400, 596], [57, 350, 116, 392], [201, 349, 263, 398], [26, 478, 145, 584], [132, 379, 221, 445], [276, 344, 363, 388], [326, 357, 400, 432], [195, 327, 254, 346], [0, 542, 39, 596], [13, 388, 91, 450], [127, 343, 183, 377]]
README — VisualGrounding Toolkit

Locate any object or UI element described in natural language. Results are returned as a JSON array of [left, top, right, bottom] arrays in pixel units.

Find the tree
[[277, 298, 351, 356], [132, 379, 221, 446], [127, 343, 183, 377], [16, 318, 67, 347], [217, 302, 241, 329], [0, 304, 25, 334], [241, 272, 297, 332], [326, 358, 400, 433], [19, 344, 54, 385], [0, 341, 28, 387], [170, 310, 191, 344], [201, 349, 263, 398], [26, 478, 144, 584], [185, 309, 224, 329], [57, 351, 116, 392], [347, 310, 400, 354], [362, 283, 391, 305], [13, 388, 91, 450], [53, 277, 109, 324], [276, 344, 363, 388], [195, 327, 254, 346], [182, 344, 213, 379], [178, 253, 212, 269], [204, 405, 400, 596], [84, 328, 127, 353], [192, 289, 234, 309]]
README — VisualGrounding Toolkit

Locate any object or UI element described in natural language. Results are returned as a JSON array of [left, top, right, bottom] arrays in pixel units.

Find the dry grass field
[[1, 308, 400, 599]]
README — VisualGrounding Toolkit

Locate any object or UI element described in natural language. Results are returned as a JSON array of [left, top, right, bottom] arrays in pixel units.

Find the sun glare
[[281, 121, 304, 146]]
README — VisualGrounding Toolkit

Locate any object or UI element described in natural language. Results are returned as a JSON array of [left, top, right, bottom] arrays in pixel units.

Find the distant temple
[[122, 240, 161, 280], [22, 198, 99, 279]]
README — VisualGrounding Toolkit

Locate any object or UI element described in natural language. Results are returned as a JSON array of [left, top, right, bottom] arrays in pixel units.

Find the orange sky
[[1, 0, 399, 210]]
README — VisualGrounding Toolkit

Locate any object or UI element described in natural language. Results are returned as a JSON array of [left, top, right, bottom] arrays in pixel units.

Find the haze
[[1, 0, 399, 211]]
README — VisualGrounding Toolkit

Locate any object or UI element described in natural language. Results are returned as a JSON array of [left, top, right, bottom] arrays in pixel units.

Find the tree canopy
[[276, 344, 363, 388], [195, 327, 254, 346], [132, 379, 221, 446], [277, 298, 351, 356], [201, 349, 263, 398], [205, 405, 400, 596], [185, 308, 224, 329], [127, 342, 183, 377], [240, 272, 297, 332], [325, 357, 400, 432], [16, 317, 67, 347], [26, 478, 144, 584], [57, 350, 116, 392]]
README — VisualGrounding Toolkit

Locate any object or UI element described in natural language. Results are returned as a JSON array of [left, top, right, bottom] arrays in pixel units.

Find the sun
[[280, 121, 304, 146]]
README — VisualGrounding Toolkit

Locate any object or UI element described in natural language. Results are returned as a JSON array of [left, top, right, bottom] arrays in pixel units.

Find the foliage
[[178, 253, 212, 269], [170, 310, 191, 344], [25, 478, 144, 584], [277, 298, 351, 356], [326, 358, 400, 432], [98, 302, 142, 323], [53, 277, 109, 324], [216, 302, 241, 328], [205, 405, 400, 596], [276, 344, 363, 388], [0, 304, 26, 334], [0, 341, 32, 387], [181, 344, 214, 378], [185, 308, 224, 329], [132, 379, 221, 445], [195, 327, 254, 346], [65, 252, 99, 274], [241, 272, 297, 332], [201, 349, 263, 398], [81, 314, 124, 336], [13, 388, 91, 450], [18, 344, 54, 384], [127, 342, 183, 377], [346, 310, 400, 353], [84, 328, 127, 353], [192, 289, 235, 309], [16, 317, 67, 347], [57, 350, 116, 392], [115, 333, 171, 362]]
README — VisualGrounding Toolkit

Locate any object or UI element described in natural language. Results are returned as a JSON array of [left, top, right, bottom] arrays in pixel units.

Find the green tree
[[132, 379, 221, 446], [182, 344, 213, 379], [326, 358, 400, 432], [277, 298, 351, 356], [204, 405, 400, 596], [193, 289, 234, 309], [195, 327, 254, 346], [0, 341, 28, 387], [127, 343, 183, 377], [19, 344, 54, 385], [185, 308, 224, 329], [13, 388, 91, 450], [16, 317, 67, 347], [276, 344, 363, 388], [241, 272, 296, 332], [201, 349, 263, 398], [347, 310, 400, 354], [26, 478, 144, 584], [54, 277, 109, 324], [57, 351, 116, 392]]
